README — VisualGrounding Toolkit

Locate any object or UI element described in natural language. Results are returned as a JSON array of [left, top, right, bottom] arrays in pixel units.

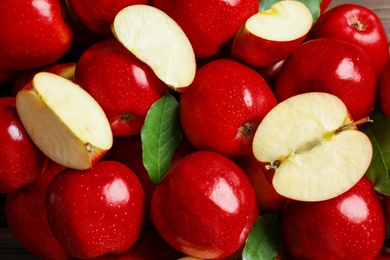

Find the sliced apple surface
[[252, 92, 373, 202], [112, 4, 196, 91], [16, 72, 113, 170]]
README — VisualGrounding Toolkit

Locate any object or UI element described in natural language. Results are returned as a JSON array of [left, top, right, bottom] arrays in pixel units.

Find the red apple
[[379, 57, 390, 116], [375, 247, 390, 259], [152, 0, 259, 58], [74, 38, 167, 136], [46, 160, 145, 259], [274, 38, 377, 121], [5, 160, 71, 260], [179, 59, 278, 158], [0, 97, 47, 193], [151, 151, 258, 259], [320, 0, 332, 14], [281, 177, 386, 259], [309, 4, 389, 75], [0, 0, 73, 70]]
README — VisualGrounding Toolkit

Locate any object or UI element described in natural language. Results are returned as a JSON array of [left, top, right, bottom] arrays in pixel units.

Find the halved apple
[[112, 4, 196, 91], [16, 72, 113, 170], [252, 92, 373, 202], [232, 0, 313, 67]]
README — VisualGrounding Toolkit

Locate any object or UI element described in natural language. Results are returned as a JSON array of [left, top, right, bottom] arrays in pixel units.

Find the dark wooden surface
[[1, 0, 390, 259]]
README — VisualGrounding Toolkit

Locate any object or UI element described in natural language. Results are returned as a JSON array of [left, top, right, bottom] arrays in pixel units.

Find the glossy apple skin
[[151, 151, 259, 259], [0, 0, 72, 70], [309, 4, 389, 75], [179, 59, 278, 158], [0, 97, 47, 193], [281, 177, 386, 259], [274, 38, 377, 121], [152, 0, 259, 58], [379, 58, 390, 116], [46, 160, 145, 259], [320, 0, 332, 14], [74, 38, 167, 136], [5, 160, 72, 260]]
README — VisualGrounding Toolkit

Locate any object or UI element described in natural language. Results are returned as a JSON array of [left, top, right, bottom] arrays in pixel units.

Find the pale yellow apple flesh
[[112, 4, 196, 91], [16, 72, 113, 170], [252, 92, 373, 202]]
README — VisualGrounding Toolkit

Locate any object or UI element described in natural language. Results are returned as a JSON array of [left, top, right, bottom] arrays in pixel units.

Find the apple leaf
[[141, 90, 183, 185], [242, 214, 284, 260], [259, 0, 322, 22], [361, 114, 390, 196]]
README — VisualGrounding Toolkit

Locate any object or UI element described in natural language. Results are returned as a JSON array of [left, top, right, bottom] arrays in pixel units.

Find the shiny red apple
[[379, 57, 390, 116]]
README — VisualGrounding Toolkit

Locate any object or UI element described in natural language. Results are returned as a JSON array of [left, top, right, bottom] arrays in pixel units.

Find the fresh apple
[[320, 0, 332, 14], [274, 37, 378, 121], [46, 160, 145, 259], [5, 160, 71, 260], [0, 97, 47, 193], [15, 72, 113, 170], [67, 0, 149, 34], [0, 0, 73, 70], [309, 4, 389, 75], [379, 58, 390, 116], [231, 0, 313, 67], [375, 247, 390, 259], [151, 151, 258, 259], [74, 38, 167, 136], [281, 177, 386, 259], [252, 92, 373, 202], [179, 59, 278, 158], [152, 0, 259, 59], [112, 4, 196, 91]]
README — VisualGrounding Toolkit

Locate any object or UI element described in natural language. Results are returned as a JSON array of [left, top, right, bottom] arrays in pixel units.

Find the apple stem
[[335, 117, 373, 134]]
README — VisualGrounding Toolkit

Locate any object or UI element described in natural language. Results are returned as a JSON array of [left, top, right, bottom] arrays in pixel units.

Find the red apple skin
[[74, 38, 167, 136], [67, 0, 148, 34], [281, 177, 386, 259], [179, 59, 278, 158], [274, 38, 377, 121], [46, 160, 145, 259], [375, 247, 390, 259], [5, 160, 72, 260], [320, 0, 332, 14], [309, 4, 389, 75], [152, 0, 259, 58], [151, 151, 259, 259], [0, 0, 73, 70], [379, 58, 390, 116], [0, 97, 47, 193]]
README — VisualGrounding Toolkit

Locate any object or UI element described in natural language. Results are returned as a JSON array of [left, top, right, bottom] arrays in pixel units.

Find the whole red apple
[[274, 38, 377, 121], [379, 58, 390, 116], [0, 0, 73, 70], [151, 151, 258, 259], [281, 177, 386, 259], [46, 160, 145, 259], [0, 97, 47, 193], [152, 0, 259, 58], [309, 4, 389, 75], [179, 59, 278, 158], [5, 160, 71, 260], [74, 38, 167, 136]]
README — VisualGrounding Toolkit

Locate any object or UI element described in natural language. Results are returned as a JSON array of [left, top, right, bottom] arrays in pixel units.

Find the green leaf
[[141, 90, 183, 185], [361, 114, 390, 196], [259, 0, 322, 22], [243, 214, 284, 260]]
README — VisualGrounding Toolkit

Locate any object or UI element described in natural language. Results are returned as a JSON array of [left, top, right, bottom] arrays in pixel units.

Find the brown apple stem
[[335, 117, 373, 134]]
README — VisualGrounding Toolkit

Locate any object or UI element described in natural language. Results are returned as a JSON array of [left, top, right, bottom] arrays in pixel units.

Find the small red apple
[[46, 160, 145, 259], [179, 59, 278, 158], [151, 151, 258, 259], [74, 38, 167, 136], [379, 57, 390, 116], [281, 177, 386, 259]]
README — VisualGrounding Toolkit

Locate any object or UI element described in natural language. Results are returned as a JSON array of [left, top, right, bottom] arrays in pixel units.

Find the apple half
[[232, 0, 313, 67], [112, 4, 196, 91], [252, 92, 373, 202], [16, 72, 113, 170]]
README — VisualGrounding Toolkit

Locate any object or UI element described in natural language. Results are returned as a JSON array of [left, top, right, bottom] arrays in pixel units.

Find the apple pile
[[1, 0, 390, 259]]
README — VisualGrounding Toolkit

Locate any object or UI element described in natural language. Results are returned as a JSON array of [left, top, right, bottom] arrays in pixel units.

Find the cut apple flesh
[[247, 0, 313, 41], [112, 4, 196, 91], [252, 92, 373, 202], [16, 72, 113, 170]]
